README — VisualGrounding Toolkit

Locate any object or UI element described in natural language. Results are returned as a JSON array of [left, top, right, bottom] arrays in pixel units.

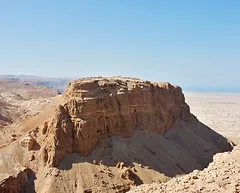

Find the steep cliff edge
[[41, 77, 193, 167], [0, 77, 233, 193]]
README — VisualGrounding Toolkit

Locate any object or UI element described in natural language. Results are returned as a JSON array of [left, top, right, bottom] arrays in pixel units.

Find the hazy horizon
[[1, 1, 240, 92], [1, 74, 240, 94]]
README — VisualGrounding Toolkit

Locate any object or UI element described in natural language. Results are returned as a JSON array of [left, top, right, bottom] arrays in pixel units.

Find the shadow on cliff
[[25, 169, 37, 193], [57, 119, 233, 178], [32, 141, 41, 151]]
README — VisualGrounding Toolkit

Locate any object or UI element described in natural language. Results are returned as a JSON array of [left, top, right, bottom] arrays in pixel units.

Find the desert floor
[[185, 92, 240, 144]]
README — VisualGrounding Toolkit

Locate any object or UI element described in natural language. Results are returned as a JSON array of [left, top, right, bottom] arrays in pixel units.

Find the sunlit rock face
[[42, 77, 191, 166]]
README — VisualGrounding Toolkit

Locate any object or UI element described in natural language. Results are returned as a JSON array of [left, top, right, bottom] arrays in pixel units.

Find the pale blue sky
[[0, 1, 240, 91]]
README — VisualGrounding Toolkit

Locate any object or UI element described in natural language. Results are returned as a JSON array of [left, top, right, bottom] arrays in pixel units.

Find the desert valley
[[0, 77, 239, 193], [185, 92, 240, 144]]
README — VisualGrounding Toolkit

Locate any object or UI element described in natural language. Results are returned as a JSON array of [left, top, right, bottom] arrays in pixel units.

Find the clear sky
[[0, 0, 240, 91]]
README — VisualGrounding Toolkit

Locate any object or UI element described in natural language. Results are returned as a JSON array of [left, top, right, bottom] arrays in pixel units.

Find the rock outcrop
[[0, 77, 234, 193], [41, 77, 192, 166], [19, 134, 36, 151], [0, 168, 35, 193], [128, 145, 240, 193]]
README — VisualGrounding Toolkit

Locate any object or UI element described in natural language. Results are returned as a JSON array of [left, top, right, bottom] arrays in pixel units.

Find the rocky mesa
[[42, 77, 192, 167], [0, 77, 233, 193]]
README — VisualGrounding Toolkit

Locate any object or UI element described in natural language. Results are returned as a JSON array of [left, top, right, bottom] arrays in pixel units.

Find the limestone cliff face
[[42, 77, 192, 166]]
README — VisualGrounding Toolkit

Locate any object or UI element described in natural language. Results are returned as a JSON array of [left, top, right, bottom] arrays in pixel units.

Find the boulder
[[20, 134, 35, 151]]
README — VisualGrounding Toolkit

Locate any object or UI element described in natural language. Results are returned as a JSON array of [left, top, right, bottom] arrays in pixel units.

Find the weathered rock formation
[[0, 77, 234, 193], [0, 168, 35, 193], [128, 145, 240, 193], [41, 77, 193, 166], [19, 134, 36, 151]]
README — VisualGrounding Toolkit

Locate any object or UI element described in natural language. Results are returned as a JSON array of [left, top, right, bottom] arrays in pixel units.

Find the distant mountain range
[[1, 75, 239, 94], [0, 75, 72, 93]]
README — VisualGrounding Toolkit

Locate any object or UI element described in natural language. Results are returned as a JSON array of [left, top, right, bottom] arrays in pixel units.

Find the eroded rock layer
[[42, 77, 192, 166], [0, 77, 234, 193]]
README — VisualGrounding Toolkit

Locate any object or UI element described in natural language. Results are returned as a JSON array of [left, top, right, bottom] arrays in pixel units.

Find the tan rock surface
[[0, 77, 234, 193], [19, 134, 36, 151], [128, 145, 240, 193], [42, 77, 193, 167]]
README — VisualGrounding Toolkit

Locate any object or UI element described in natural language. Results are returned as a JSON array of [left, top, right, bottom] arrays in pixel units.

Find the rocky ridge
[[0, 75, 71, 93], [0, 77, 233, 193], [0, 79, 60, 149]]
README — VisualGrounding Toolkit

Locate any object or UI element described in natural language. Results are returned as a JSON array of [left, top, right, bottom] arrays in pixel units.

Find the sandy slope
[[185, 92, 240, 144], [0, 118, 231, 193], [128, 92, 240, 193], [128, 145, 240, 193]]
